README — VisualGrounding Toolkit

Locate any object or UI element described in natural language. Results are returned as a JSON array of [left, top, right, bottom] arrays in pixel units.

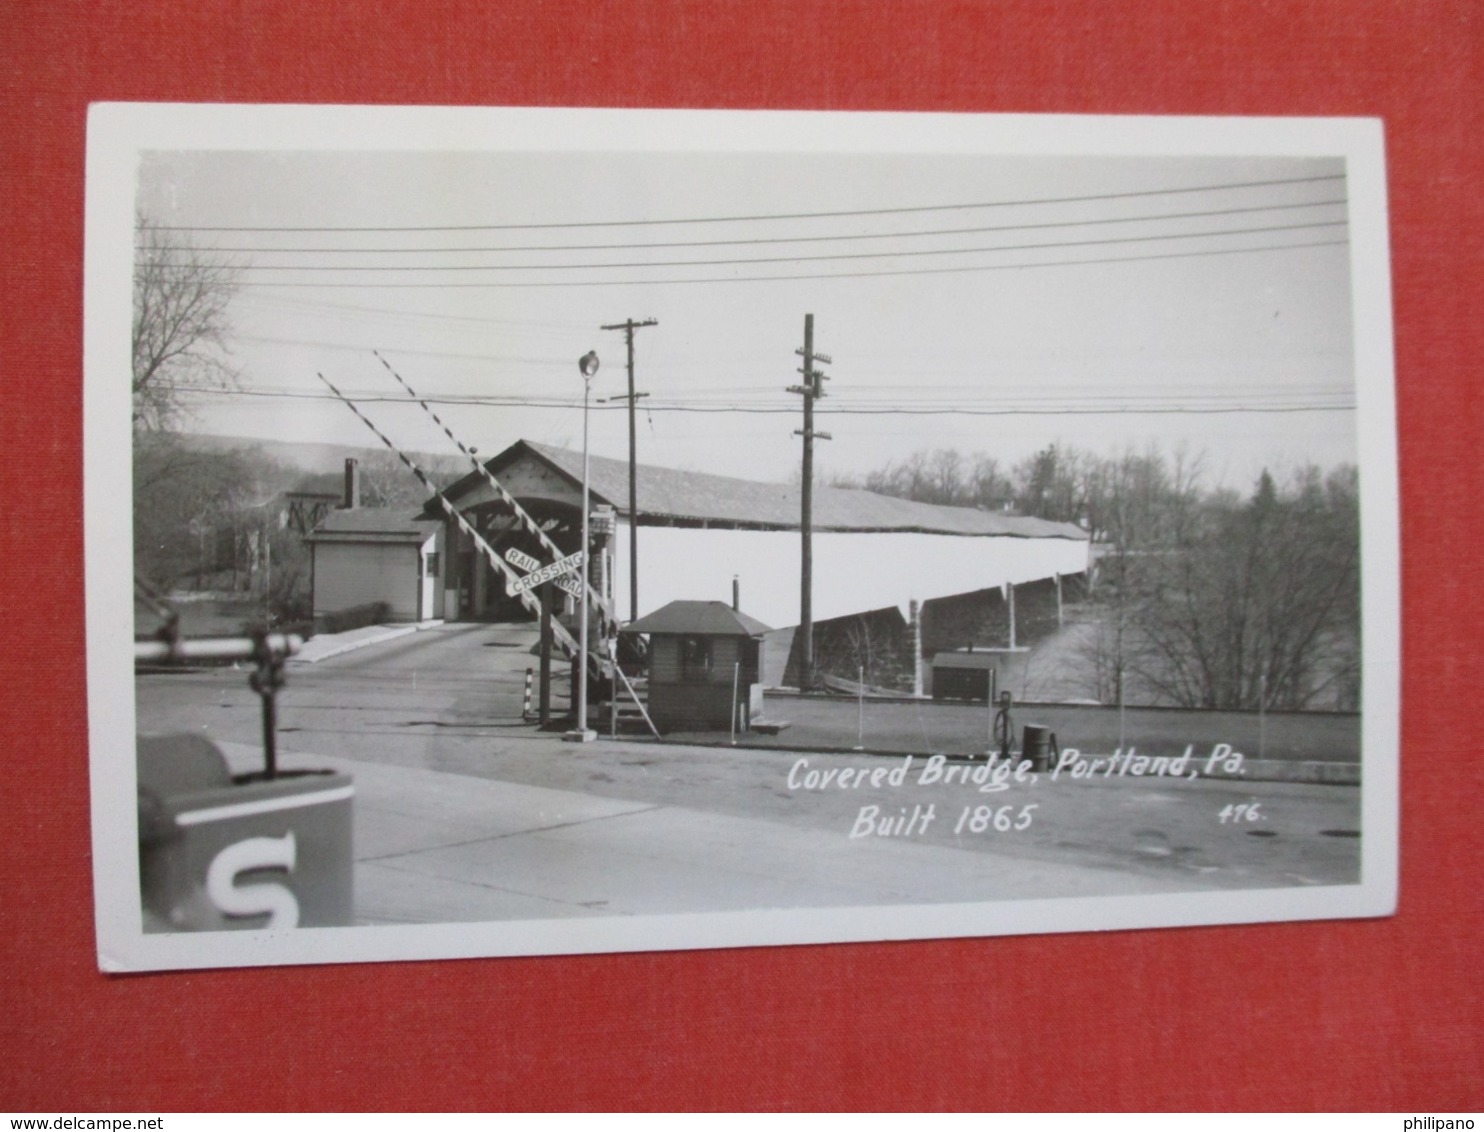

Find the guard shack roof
[[622, 601, 773, 638]]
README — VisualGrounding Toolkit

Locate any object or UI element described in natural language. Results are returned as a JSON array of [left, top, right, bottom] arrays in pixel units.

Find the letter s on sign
[[206, 832, 300, 928]]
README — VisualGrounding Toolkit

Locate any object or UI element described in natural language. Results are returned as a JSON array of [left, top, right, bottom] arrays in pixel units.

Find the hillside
[[174, 432, 470, 478]]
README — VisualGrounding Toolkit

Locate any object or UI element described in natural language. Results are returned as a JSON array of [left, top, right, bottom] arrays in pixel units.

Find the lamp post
[[565, 349, 601, 743]]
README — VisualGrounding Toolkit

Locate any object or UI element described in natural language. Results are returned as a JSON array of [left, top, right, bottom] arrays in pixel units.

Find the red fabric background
[[2, 0, 1479, 1111]]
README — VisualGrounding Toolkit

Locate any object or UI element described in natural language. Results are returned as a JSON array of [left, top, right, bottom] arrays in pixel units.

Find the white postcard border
[[87, 104, 1399, 972]]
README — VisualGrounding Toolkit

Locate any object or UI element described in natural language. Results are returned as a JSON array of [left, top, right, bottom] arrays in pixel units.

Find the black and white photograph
[[86, 105, 1398, 971]]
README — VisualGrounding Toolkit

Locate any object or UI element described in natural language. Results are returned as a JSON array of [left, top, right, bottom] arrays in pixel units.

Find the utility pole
[[600, 317, 658, 623], [789, 313, 831, 690]]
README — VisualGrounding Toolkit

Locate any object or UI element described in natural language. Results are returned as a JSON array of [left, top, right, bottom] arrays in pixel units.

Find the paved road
[[135, 621, 1363, 926]]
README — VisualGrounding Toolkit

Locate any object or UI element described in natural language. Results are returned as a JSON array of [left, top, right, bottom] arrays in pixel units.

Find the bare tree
[[1123, 465, 1359, 710], [133, 436, 257, 590], [969, 453, 1011, 511], [846, 439, 1359, 712], [1013, 444, 1093, 525], [928, 448, 965, 505], [132, 217, 240, 431], [348, 449, 468, 509]]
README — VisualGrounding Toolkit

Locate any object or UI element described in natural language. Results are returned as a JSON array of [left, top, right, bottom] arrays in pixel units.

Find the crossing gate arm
[[315, 371, 582, 657], [374, 351, 617, 626]]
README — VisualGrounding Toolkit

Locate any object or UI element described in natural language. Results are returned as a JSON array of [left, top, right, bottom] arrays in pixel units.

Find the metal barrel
[[1022, 724, 1055, 773]]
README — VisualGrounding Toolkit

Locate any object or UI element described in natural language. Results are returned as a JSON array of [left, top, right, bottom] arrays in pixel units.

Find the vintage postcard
[[86, 105, 1398, 971]]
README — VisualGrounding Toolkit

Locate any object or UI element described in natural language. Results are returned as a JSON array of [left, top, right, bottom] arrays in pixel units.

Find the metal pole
[[987, 664, 994, 752], [246, 633, 293, 780], [578, 380, 592, 733], [539, 581, 553, 727], [567, 352, 599, 743], [260, 670, 278, 779], [627, 327, 638, 623], [800, 314, 814, 690]]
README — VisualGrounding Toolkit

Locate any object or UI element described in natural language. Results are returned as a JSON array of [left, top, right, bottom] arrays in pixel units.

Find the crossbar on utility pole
[[790, 313, 832, 691], [601, 317, 658, 624]]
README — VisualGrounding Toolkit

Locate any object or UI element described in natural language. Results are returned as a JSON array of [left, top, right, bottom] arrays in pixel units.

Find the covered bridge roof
[[435, 440, 1086, 540]]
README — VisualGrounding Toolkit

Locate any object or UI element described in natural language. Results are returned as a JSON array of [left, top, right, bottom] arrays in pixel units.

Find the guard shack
[[622, 600, 771, 734]]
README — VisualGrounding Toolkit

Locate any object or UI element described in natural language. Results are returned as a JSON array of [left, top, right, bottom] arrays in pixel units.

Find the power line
[[162, 332, 1356, 396], [223, 237, 1351, 289], [235, 291, 591, 332], [154, 198, 1348, 255], [235, 332, 583, 368], [153, 383, 1355, 415], [143, 174, 1345, 233], [168, 220, 1347, 275]]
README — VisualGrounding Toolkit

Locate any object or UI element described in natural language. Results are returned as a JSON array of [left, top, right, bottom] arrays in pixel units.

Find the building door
[[420, 548, 441, 620]]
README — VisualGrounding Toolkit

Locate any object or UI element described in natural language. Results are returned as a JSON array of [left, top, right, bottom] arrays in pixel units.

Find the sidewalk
[[290, 620, 443, 664]]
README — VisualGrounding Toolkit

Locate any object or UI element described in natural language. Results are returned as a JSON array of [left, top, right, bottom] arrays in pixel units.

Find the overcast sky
[[136, 141, 1358, 493]]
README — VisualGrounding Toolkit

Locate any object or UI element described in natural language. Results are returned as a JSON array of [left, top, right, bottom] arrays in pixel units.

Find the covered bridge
[[426, 439, 1088, 626]]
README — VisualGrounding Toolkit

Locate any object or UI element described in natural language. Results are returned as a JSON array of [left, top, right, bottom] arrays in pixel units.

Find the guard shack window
[[680, 635, 712, 680]]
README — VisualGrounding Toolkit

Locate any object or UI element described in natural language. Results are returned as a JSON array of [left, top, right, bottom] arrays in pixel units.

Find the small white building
[[306, 509, 443, 624]]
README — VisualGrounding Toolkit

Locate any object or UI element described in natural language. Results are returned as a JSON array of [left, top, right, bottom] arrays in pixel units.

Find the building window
[[425, 551, 440, 578], [679, 635, 711, 679]]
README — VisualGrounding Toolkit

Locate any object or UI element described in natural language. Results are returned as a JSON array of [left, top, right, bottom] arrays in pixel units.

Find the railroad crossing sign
[[506, 550, 584, 597], [505, 548, 584, 597], [504, 549, 541, 574]]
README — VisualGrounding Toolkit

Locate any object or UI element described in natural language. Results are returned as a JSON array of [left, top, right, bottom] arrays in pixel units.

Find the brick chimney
[[342, 458, 360, 510]]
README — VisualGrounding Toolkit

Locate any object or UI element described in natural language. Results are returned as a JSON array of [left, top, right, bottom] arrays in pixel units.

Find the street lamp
[[564, 350, 601, 743]]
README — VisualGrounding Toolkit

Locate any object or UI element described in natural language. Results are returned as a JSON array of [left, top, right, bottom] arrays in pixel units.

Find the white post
[[730, 661, 740, 746], [855, 664, 865, 750]]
